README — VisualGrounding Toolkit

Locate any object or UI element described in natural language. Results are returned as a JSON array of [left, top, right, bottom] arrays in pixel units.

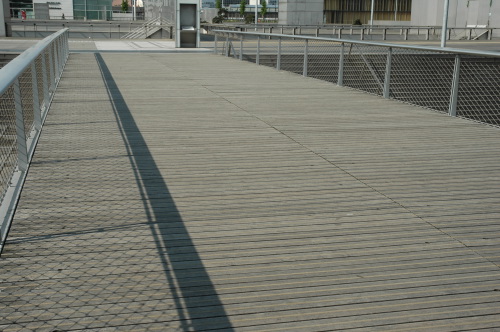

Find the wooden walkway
[[1, 52, 500, 331]]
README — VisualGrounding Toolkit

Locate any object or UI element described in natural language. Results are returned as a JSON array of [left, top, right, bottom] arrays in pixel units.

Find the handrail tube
[[0, 29, 68, 96], [212, 30, 500, 58]]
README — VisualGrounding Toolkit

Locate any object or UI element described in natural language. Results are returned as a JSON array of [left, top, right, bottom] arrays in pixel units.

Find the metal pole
[[395, 0, 398, 21], [383, 47, 392, 99], [449, 55, 461, 117], [214, 34, 218, 54], [31, 62, 41, 131], [256, 35, 260, 65], [370, 0, 375, 27], [277, 37, 281, 70], [255, 0, 258, 26], [303, 39, 308, 77], [239, 35, 243, 60], [441, 0, 450, 47], [337, 42, 344, 86]]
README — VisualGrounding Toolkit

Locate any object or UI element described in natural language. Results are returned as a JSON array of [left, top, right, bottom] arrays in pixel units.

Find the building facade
[[324, 0, 412, 24]]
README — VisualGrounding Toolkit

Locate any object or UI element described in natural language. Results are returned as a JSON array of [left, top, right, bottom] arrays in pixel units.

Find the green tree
[[121, 0, 129, 13], [216, 0, 222, 10], [260, 0, 267, 19], [239, 0, 246, 17]]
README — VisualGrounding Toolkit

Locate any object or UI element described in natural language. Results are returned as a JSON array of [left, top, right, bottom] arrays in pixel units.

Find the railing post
[[239, 35, 243, 61], [31, 62, 42, 131], [383, 47, 392, 99], [214, 34, 218, 54], [13, 79, 28, 172], [277, 37, 281, 70], [426, 28, 430, 40], [360, 28, 364, 40], [316, 28, 319, 37], [404, 28, 408, 40], [53, 43, 60, 81], [303, 39, 308, 77], [449, 54, 461, 117], [41, 52, 49, 112], [225, 36, 229, 57], [383, 28, 387, 40], [338, 28, 342, 39], [337, 42, 344, 86], [48, 46, 55, 93], [256, 35, 260, 65]]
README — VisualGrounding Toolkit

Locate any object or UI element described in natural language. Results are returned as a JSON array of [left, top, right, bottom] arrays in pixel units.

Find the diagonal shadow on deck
[[95, 53, 234, 331]]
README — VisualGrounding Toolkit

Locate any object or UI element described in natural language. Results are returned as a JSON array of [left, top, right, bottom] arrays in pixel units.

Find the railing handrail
[[213, 29, 500, 58], [0, 28, 69, 96]]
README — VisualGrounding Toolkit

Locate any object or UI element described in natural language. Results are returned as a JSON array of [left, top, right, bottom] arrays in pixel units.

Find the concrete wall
[[411, 0, 500, 27], [144, 0, 175, 23], [34, 3, 50, 19], [278, 0, 323, 25]]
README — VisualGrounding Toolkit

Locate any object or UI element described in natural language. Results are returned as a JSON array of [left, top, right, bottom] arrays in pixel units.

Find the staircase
[[121, 17, 172, 39]]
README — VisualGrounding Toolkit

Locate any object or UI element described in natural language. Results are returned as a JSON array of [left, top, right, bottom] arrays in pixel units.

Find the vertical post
[[48, 46, 55, 93], [404, 28, 408, 40], [337, 42, 344, 86], [441, 0, 450, 47], [277, 37, 281, 70], [225, 36, 229, 57], [316, 28, 319, 37], [370, 0, 375, 27], [255, 0, 258, 26], [214, 34, 218, 54], [31, 62, 41, 130], [239, 35, 243, 60], [383, 28, 387, 40], [467, 28, 472, 40], [13, 79, 28, 172], [338, 28, 342, 39], [383, 47, 392, 99], [303, 39, 308, 77], [53, 43, 60, 81], [41, 52, 49, 112], [360, 28, 364, 40], [449, 55, 461, 117], [256, 35, 260, 65], [426, 28, 430, 40]]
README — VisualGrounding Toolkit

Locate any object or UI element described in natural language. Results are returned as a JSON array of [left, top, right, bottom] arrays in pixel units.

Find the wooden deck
[[1, 51, 500, 331]]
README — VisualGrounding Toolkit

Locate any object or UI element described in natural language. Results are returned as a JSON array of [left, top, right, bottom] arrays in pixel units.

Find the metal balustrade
[[0, 29, 69, 252], [213, 30, 500, 128], [205, 25, 498, 41]]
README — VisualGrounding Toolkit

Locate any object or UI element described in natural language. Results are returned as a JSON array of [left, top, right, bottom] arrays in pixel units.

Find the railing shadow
[[95, 53, 234, 331]]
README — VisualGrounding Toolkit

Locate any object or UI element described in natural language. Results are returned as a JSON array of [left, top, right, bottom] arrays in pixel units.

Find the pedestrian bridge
[[1, 36, 500, 330]]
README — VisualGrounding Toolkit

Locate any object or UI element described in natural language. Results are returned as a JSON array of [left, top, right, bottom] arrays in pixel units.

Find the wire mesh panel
[[19, 67, 34, 138], [307, 40, 341, 84], [457, 56, 500, 126], [343, 44, 388, 96], [280, 38, 305, 75], [390, 49, 455, 113], [0, 86, 18, 204], [257, 38, 278, 69], [240, 34, 259, 64]]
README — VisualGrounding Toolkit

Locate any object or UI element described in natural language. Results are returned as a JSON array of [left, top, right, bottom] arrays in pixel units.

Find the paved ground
[[1, 51, 500, 330]]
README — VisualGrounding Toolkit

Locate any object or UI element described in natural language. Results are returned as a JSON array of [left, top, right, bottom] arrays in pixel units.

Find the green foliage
[[244, 13, 254, 24], [212, 15, 224, 23], [239, 0, 246, 17], [260, 0, 267, 18], [216, 0, 222, 10], [121, 0, 129, 13]]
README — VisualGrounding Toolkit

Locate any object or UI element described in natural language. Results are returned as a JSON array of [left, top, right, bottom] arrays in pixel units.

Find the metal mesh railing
[[213, 30, 500, 128], [0, 29, 69, 252]]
